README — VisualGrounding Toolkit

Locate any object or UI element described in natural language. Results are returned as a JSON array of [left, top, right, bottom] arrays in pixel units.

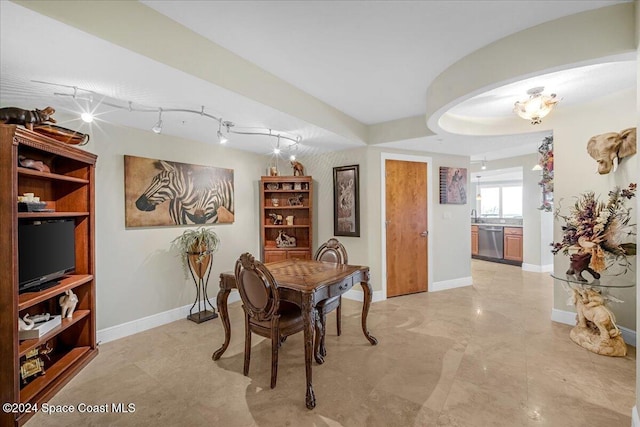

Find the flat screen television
[[18, 219, 76, 293]]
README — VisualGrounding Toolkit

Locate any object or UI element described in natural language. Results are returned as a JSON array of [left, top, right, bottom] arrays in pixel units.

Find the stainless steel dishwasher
[[477, 225, 504, 259]]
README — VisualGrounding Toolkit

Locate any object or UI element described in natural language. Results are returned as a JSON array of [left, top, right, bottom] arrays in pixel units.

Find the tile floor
[[25, 260, 635, 426]]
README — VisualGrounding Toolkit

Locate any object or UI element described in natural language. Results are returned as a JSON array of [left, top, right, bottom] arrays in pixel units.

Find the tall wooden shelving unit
[[260, 176, 313, 263], [0, 125, 98, 427]]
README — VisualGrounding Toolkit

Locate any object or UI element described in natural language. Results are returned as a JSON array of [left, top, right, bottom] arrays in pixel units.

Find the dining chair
[[235, 252, 304, 388], [313, 238, 348, 359]]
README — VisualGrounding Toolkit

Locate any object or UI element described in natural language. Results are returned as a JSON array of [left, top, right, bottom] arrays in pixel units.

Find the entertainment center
[[0, 125, 97, 427]]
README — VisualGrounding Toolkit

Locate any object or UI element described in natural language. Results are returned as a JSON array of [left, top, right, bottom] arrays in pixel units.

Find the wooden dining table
[[212, 258, 378, 409]]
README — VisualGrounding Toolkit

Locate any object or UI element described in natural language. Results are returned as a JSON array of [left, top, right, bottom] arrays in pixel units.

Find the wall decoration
[[536, 135, 554, 212], [124, 155, 234, 227], [587, 127, 636, 175], [333, 164, 360, 237], [439, 167, 467, 204]]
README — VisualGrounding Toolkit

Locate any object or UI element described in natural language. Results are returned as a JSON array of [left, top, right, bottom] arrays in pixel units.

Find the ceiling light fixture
[[151, 108, 163, 134], [532, 164, 543, 171], [35, 81, 302, 150], [217, 121, 229, 144], [476, 175, 482, 201], [273, 136, 281, 155], [513, 86, 559, 125], [481, 159, 487, 170], [80, 112, 94, 123]]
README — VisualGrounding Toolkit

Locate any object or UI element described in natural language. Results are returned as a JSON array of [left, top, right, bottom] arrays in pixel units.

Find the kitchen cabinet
[[471, 225, 479, 256], [503, 227, 523, 262]]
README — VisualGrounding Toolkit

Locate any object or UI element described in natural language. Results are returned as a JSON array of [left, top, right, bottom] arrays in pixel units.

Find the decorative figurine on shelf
[[271, 197, 279, 207], [18, 155, 50, 173], [286, 215, 294, 226], [269, 166, 278, 176], [276, 230, 296, 248], [288, 193, 303, 206], [20, 348, 46, 384], [566, 252, 601, 282], [59, 289, 78, 318], [269, 213, 283, 225], [18, 314, 35, 331], [0, 106, 56, 131], [291, 160, 305, 176]]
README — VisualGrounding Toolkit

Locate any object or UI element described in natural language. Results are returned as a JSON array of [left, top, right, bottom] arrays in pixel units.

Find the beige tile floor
[[25, 260, 635, 426]]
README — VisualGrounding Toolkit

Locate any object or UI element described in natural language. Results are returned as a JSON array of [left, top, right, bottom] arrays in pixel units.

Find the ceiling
[[0, 1, 635, 160]]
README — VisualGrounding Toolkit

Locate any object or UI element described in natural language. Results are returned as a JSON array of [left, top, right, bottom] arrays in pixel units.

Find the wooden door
[[385, 160, 428, 297]]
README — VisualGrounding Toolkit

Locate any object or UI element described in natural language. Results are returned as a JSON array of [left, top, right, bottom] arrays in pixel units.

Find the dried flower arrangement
[[552, 183, 636, 274]]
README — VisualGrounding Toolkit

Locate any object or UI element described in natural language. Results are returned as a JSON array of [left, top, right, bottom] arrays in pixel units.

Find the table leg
[[360, 272, 378, 346], [314, 309, 326, 364], [212, 287, 231, 360], [302, 295, 316, 409]]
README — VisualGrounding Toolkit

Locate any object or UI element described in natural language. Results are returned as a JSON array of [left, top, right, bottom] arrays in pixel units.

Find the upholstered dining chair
[[235, 252, 304, 389], [313, 238, 348, 359]]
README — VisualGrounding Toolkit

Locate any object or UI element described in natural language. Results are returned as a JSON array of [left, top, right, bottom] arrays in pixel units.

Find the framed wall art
[[124, 155, 234, 227], [333, 164, 360, 237], [439, 167, 467, 204]]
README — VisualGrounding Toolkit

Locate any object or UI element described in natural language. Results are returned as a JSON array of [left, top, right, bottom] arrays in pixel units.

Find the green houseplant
[[171, 227, 221, 279]]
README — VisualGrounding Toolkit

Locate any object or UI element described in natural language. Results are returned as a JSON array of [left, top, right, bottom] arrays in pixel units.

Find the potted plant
[[171, 227, 220, 279]]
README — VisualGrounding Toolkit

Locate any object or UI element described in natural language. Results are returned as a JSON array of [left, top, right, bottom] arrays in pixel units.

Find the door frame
[[380, 152, 434, 299]]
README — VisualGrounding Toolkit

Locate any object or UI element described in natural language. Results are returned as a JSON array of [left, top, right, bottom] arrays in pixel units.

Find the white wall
[[552, 88, 637, 330], [79, 120, 266, 330]]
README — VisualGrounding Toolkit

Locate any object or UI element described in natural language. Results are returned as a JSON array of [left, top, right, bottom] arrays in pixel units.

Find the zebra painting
[[124, 155, 234, 227]]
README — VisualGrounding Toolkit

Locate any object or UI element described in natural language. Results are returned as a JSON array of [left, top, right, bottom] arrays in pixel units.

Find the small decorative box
[[18, 202, 47, 212]]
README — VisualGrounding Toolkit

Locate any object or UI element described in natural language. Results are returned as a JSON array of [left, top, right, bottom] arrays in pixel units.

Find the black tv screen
[[18, 219, 76, 292]]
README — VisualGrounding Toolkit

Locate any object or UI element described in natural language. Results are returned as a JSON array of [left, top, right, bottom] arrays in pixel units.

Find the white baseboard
[[97, 292, 241, 344], [343, 289, 385, 303], [551, 308, 636, 347], [632, 406, 639, 427], [430, 276, 473, 292], [522, 263, 553, 273]]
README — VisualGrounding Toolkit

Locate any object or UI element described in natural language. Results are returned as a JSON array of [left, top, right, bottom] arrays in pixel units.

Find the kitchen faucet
[[470, 209, 477, 222]]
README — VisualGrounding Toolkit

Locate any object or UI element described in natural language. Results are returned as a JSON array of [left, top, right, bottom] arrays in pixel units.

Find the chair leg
[[336, 296, 342, 336], [243, 312, 251, 376], [271, 318, 280, 389]]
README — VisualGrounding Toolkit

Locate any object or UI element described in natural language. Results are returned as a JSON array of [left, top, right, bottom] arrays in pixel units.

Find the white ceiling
[[0, 1, 635, 160]]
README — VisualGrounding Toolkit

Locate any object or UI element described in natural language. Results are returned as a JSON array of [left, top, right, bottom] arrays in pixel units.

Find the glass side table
[[551, 273, 634, 357]]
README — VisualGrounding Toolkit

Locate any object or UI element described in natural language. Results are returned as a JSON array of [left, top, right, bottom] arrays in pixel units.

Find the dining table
[[212, 258, 378, 409]]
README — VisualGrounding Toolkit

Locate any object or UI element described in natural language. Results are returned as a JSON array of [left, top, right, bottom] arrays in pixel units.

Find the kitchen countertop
[[472, 223, 523, 228]]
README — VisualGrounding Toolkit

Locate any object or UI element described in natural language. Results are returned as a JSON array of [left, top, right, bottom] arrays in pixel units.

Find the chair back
[[314, 238, 348, 264], [235, 253, 280, 322]]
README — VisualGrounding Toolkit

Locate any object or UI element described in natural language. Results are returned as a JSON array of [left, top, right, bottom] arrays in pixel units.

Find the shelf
[[18, 212, 90, 219], [18, 275, 93, 311], [19, 310, 91, 357], [265, 247, 310, 251], [20, 346, 91, 403], [264, 225, 310, 228], [264, 189, 310, 193], [18, 167, 89, 184], [264, 206, 309, 209]]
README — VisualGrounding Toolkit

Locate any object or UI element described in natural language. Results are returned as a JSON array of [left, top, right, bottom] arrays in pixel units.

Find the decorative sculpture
[[18, 314, 35, 331], [285, 215, 294, 226], [566, 252, 601, 282], [0, 106, 56, 131], [288, 193, 303, 206], [268, 213, 283, 225], [276, 230, 296, 248], [18, 155, 50, 173], [59, 289, 78, 318], [587, 127, 636, 174], [570, 288, 626, 356], [291, 160, 304, 176]]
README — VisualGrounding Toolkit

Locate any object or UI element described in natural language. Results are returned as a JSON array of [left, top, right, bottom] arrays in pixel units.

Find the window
[[479, 185, 522, 218]]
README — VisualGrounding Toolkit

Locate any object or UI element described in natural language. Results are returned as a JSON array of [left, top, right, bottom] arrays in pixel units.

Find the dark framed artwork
[[333, 164, 360, 237], [124, 155, 234, 227], [439, 167, 467, 204]]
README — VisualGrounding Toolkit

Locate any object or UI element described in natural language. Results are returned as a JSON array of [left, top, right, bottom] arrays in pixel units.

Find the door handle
[[420, 231, 428, 237]]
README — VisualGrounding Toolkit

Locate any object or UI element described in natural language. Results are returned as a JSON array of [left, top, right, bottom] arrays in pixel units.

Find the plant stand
[[186, 251, 218, 323]]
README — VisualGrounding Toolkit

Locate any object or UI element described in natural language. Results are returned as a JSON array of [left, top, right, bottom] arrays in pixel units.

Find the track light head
[[151, 109, 163, 134], [81, 112, 94, 123]]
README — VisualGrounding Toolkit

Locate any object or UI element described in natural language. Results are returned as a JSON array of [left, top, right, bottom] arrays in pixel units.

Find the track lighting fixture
[[35, 81, 302, 150], [151, 108, 163, 134], [273, 136, 281, 155], [481, 159, 487, 170]]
